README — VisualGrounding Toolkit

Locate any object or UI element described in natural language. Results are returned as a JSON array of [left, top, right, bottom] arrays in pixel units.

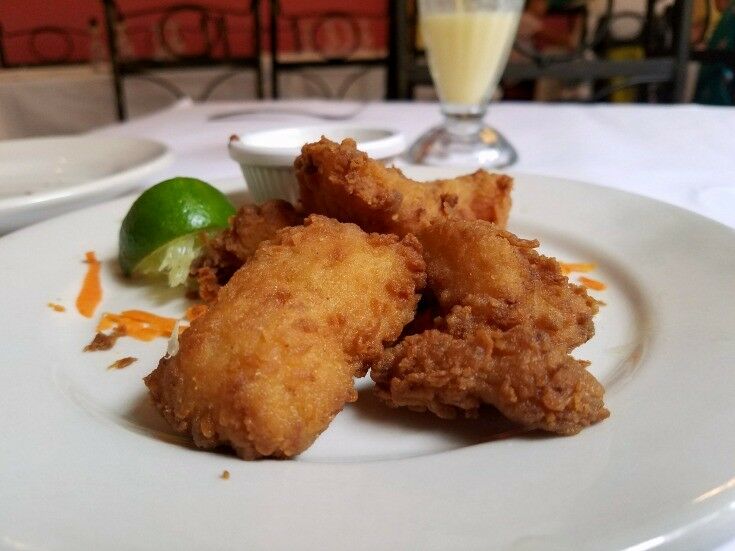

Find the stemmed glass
[[407, 0, 524, 168]]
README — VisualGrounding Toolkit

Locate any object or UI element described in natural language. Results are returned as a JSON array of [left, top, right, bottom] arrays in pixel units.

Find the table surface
[[93, 99, 735, 230]]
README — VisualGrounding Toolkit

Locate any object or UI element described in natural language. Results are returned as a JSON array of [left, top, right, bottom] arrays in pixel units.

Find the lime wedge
[[119, 177, 235, 286]]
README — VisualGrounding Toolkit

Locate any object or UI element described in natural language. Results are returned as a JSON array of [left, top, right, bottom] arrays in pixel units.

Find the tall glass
[[407, 0, 523, 168]]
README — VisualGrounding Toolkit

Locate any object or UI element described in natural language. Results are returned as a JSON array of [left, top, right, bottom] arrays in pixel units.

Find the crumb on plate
[[108, 357, 137, 370], [84, 328, 125, 352]]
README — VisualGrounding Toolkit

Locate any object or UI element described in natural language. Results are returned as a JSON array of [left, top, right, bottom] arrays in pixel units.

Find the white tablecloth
[[92, 99, 735, 230]]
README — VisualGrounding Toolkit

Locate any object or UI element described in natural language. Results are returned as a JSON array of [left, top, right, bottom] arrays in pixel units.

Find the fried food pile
[[145, 137, 608, 460]]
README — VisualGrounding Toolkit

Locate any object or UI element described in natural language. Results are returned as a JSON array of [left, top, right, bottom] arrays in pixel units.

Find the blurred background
[[0, 0, 732, 139]]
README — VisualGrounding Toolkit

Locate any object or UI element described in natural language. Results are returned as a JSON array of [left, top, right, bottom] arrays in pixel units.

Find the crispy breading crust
[[419, 219, 599, 352], [191, 200, 303, 302], [295, 137, 513, 236], [146, 215, 425, 459], [372, 219, 607, 435], [372, 325, 609, 435]]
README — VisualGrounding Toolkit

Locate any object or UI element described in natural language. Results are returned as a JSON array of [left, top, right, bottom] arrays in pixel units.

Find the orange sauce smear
[[578, 276, 607, 291], [76, 251, 102, 318], [97, 310, 185, 342], [559, 262, 597, 276]]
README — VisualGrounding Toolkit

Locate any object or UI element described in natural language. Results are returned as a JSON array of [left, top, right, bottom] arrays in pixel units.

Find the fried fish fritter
[[146, 215, 425, 459], [419, 219, 599, 352], [371, 219, 607, 435], [191, 200, 303, 302], [295, 137, 513, 236], [372, 322, 609, 435]]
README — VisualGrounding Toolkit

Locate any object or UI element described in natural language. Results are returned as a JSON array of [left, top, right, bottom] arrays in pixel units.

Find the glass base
[[406, 124, 517, 169]]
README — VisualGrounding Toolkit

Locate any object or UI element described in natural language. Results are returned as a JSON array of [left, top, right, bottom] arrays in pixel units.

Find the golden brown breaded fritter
[[191, 200, 303, 302], [419, 219, 599, 352], [145, 215, 425, 459], [371, 219, 607, 434], [371, 325, 609, 435], [295, 137, 513, 236]]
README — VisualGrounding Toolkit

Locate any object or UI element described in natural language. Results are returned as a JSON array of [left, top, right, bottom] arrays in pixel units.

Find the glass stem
[[442, 111, 486, 139]]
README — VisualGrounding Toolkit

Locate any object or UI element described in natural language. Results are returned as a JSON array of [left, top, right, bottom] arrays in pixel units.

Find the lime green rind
[[118, 177, 235, 277]]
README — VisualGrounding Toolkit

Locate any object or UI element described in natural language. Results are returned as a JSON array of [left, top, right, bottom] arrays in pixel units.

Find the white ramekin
[[228, 125, 406, 204]]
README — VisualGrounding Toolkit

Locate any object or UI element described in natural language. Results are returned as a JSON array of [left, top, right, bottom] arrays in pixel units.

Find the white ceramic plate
[[1, 170, 735, 551], [0, 135, 172, 234]]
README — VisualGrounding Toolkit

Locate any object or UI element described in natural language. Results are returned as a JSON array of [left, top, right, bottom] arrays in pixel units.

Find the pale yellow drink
[[421, 11, 521, 106]]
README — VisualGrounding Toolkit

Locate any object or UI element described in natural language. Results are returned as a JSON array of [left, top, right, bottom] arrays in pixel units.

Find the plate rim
[[0, 135, 172, 212]]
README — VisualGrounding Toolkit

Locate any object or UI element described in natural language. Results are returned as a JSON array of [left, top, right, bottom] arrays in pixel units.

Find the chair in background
[[0, 22, 95, 67], [101, 0, 263, 120], [387, 0, 694, 103], [268, 0, 389, 99]]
